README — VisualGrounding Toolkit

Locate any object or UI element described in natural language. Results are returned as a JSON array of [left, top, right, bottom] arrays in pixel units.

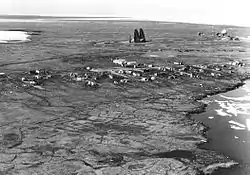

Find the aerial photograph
[[0, 0, 250, 174]]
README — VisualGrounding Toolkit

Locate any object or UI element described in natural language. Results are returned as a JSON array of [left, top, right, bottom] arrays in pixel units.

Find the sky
[[0, 0, 249, 26]]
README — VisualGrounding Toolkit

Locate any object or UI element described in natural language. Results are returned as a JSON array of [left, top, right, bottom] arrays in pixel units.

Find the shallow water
[[193, 80, 250, 174]]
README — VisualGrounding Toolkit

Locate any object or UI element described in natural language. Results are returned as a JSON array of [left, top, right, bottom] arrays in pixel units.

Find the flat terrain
[[0, 20, 250, 175]]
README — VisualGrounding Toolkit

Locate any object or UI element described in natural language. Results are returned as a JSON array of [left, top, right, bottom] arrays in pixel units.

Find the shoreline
[[0, 56, 247, 174], [187, 74, 250, 173], [0, 21, 249, 174], [0, 55, 248, 174]]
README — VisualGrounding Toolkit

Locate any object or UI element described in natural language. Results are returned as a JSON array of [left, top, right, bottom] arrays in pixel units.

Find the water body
[[193, 80, 250, 174], [0, 31, 31, 43]]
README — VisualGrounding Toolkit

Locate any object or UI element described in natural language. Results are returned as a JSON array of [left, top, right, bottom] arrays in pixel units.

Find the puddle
[[193, 80, 250, 174], [151, 150, 195, 160]]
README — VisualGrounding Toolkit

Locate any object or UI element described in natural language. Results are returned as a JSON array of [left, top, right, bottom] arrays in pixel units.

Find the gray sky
[[0, 0, 249, 26]]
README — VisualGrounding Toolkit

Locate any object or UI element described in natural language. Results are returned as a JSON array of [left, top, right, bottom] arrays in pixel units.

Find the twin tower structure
[[129, 28, 147, 43]]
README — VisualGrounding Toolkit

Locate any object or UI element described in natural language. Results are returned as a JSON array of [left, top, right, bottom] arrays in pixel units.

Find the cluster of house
[[65, 56, 247, 88], [21, 69, 52, 89], [198, 29, 240, 41], [18, 57, 245, 90], [111, 59, 222, 81], [116, 58, 247, 80], [68, 71, 99, 87], [227, 60, 245, 67]]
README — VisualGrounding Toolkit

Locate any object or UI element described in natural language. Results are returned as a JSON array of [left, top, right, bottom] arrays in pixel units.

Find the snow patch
[[0, 31, 31, 43], [208, 116, 214, 119]]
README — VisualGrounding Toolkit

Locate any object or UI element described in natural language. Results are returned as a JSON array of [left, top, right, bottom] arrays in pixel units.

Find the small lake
[[193, 80, 250, 174]]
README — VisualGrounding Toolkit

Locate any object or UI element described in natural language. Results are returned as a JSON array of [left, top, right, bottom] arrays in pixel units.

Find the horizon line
[[0, 14, 249, 28]]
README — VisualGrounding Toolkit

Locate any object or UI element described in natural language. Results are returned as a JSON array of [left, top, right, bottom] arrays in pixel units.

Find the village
[[16, 56, 246, 91], [1, 17, 250, 174], [16, 27, 246, 91]]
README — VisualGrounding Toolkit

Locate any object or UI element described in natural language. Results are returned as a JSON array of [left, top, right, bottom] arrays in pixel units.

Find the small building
[[113, 59, 126, 66]]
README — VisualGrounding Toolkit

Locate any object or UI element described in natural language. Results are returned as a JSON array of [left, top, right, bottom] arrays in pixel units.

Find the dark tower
[[139, 28, 146, 42], [134, 29, 140, 43]]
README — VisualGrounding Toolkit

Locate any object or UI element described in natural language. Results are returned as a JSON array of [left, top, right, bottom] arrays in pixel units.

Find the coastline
[[187, 74, 250, 174], [0, 21, 249, 174], [0, 54, 247, 175]]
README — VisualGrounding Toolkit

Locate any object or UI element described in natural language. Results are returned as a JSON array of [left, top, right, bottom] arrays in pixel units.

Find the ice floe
[[230, 125, 245, 130], [0, 31, 31, 43], [207, 81, 250, 133], [220, 94, 250, 102], [214, 108, 232, 117], [246, 119, 250, 131], [228, 120, 246, 130], [214, 98, 250, 117]]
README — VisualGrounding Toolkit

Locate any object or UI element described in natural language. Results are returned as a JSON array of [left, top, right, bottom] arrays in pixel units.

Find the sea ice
[[230, 125, 245, 130], [215, 109, 230, 117], [228, 120, 246, 128]]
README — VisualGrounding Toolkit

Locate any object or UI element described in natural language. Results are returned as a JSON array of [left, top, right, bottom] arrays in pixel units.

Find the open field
[[0, 19, 250, 174]]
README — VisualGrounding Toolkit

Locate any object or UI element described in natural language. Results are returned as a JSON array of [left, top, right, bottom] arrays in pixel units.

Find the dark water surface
[[193, 80, 250, 174]]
